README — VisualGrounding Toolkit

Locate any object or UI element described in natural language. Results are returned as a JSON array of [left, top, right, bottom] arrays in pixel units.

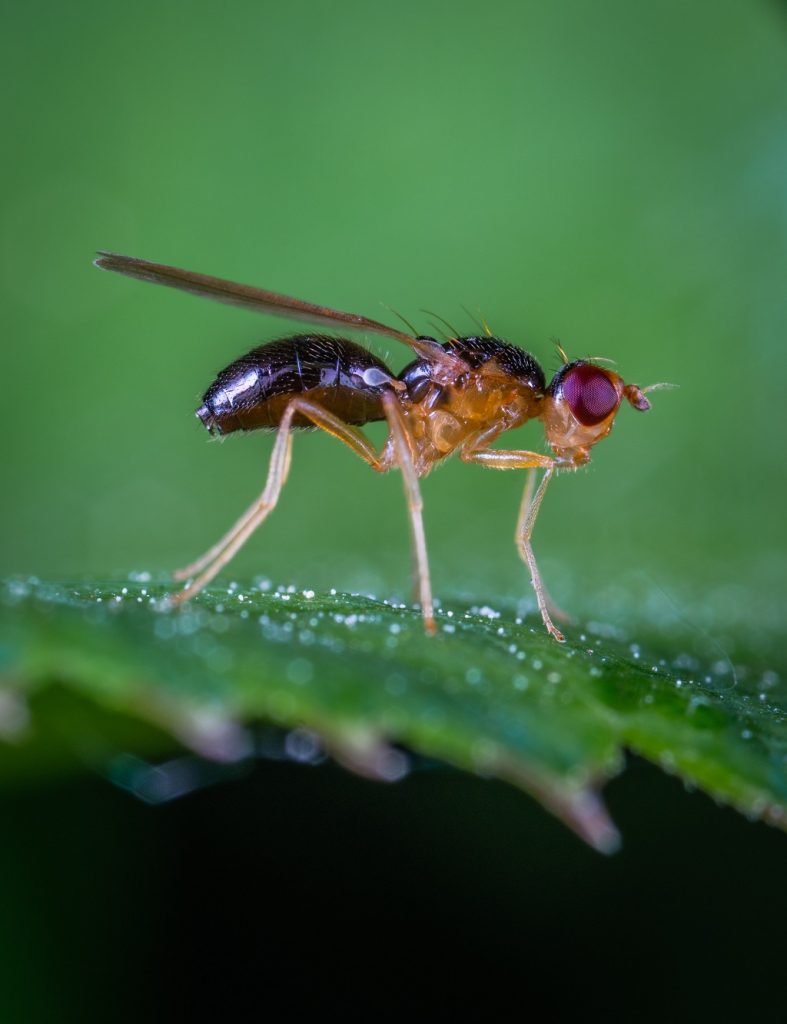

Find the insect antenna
[[642, 381, 679, 395]]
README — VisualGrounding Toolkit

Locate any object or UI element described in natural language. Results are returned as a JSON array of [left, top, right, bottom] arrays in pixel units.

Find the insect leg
[[382, 392, 436, 635], [515, 465, 563, 642], [516, 469, 572, 626], [171, 400, 382, 604], [173, 408, 378, 580], [461, 447, 564, 642]]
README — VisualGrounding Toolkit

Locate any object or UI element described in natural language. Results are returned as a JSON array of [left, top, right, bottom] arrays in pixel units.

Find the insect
[[95, 252, 660, 641]]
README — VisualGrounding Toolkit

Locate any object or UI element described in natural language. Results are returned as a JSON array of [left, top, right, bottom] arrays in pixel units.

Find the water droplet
[[385, 673, 407, 696], [154, 616, 177, 640], [285, 728, 322, 763], [286, 657, 314, 685], [374, 747, 409, 782]]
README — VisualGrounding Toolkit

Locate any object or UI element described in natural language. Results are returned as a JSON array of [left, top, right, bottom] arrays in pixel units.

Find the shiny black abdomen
[[398, 335, 545, 401], [197, 334, 398, 435]]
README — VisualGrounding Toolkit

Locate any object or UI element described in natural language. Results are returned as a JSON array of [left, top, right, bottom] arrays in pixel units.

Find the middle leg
[[382, 392, 436, 634]]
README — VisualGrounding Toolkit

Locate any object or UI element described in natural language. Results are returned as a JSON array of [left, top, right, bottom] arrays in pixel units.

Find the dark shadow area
[[0, 755, 783, 1021]]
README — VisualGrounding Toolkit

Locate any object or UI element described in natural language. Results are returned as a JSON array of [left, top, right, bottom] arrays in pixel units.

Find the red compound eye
[[562, 364, 620, 426]]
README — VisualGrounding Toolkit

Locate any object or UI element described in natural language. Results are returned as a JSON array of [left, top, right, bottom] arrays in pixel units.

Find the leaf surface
[[1, 577, 785, 851]]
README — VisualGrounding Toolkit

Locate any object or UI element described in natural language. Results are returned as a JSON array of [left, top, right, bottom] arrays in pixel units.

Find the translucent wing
[[95, 252, 450, 364]]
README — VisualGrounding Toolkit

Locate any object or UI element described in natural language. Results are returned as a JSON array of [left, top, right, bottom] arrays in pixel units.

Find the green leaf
[[1, 577, 785, 852]]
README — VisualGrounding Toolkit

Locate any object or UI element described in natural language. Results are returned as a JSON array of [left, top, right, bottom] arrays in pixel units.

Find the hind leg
[[170, 399, 381, 605]]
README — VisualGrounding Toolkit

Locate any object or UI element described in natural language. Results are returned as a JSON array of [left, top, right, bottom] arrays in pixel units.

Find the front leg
[[461, 445, 565, 642], [518, 468, 573, 626]]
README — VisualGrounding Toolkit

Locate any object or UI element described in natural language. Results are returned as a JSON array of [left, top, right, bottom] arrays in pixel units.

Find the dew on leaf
[[385, 673, 407, 696], [2, 577, 786, 849], [284, 728, 322, 763], [375, 747, 409, 782]]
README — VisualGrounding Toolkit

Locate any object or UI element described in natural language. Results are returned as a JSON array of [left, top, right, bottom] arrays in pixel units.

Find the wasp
[[95, 252, 660, 641]]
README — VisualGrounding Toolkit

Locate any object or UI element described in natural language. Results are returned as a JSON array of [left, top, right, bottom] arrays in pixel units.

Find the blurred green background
[[3, 0, 786, 622], [1, 0, 786, 1018]]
